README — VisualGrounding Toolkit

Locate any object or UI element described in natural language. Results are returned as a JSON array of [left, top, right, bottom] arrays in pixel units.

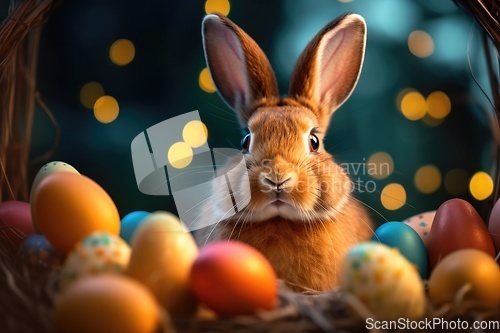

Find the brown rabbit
[[198, 13, 374, 292]]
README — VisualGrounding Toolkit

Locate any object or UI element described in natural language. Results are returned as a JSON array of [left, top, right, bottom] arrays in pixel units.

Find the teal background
[[16, 0, 497, 224]]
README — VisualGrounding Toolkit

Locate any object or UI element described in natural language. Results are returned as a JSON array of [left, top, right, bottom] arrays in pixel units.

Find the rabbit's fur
[[198, 13, 373, 292]]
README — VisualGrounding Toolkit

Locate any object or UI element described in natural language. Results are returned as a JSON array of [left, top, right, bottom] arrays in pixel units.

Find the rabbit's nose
[[263, 177, 291, 191]]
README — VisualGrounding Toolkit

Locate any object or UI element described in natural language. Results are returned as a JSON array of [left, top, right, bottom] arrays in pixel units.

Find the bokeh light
[[337, 0, 354, 3], [367, 152, 394, 180], [183, 120, 208, 148], [469, 171, 494, 200], [426, 91, 451, 119], [422, 114, 445, 127], [80, 82, 104, 109], [199, 68, 217, 93], [168, 142, 193, 169], [400, 91, 427, 120], [93, 96, 119, 123], [407, 30, 434, 58], [444, 168, 468, 195], [414, 165, 441, 193], [109, 39, 135, 66], [381, 183, 407, 210], [421, 114, 445, 127], [205, 0, 231, 16]]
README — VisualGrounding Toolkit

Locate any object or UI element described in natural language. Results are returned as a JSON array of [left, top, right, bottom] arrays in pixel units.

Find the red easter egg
[[0, 201, 34, 245], [190, 241, 277, 316], [427, 198, 495, 270]]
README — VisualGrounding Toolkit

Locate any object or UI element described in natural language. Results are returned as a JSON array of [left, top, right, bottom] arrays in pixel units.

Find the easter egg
[[0, 200, 34, 245], [30, 161, 80, 232], [488, 198, 500, 252], [54, 275, 160, 333], [127, 212, 198, 315], [372, 221, 428, 278], [403, 210, 436, 245], [33, 172, 120, 254], [427, 198, 495, 270], [428, 249, 500, 308], [19, 234, 64, 268], [120, 211, 151, 244], [190, 241, 277, 316], [59, 232, 131, 290], [340, 242, 425, 320]]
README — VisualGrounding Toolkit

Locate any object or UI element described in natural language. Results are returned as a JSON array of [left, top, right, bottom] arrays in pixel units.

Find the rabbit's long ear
[[202, 14, 279, 125], [289, 14, 366, 128]]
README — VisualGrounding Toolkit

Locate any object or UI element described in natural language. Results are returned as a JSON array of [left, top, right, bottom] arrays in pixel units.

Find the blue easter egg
[[19, 234, 64, 268], [120, 211, 151, 244], [372, 221, 428, 278]]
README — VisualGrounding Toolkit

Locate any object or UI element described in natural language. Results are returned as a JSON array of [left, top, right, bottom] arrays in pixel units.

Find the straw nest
[[2, 228, 500, 333]]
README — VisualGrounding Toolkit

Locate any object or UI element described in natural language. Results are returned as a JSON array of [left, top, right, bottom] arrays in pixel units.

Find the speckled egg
[[30, 161, 80, 233], [340, 242, 426, 320], [19, 234, 65, 268], [59, 232, 130, 290], [403, 211, 436, 245]]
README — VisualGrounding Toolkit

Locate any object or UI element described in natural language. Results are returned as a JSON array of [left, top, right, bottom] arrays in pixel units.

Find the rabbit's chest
[[218, 218, 350, 291]]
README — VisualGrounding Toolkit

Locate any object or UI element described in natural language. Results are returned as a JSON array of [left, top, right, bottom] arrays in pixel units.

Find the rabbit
[[197, 12, 374, 292]]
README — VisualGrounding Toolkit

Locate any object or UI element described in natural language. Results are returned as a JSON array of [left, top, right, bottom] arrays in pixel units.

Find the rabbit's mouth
[[270, 199, 286, 208]]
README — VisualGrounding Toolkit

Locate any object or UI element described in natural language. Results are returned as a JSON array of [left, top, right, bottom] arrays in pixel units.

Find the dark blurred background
[[13, 0, 497, 224]]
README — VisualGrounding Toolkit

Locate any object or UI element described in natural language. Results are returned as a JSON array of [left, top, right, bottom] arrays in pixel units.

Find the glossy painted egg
[[403, 210, 436, 245], [488, 198, 500, 252], [34, 172, 120, 254], [427, 198, 495, 270], [54, 275, 160, 333], [372, 221, 428, 278], [0, 200, 34, 245], [190, 241, 277, 316], [59, 232, 131, 290], [127, 212, 198, 315], [19, 234, 65, 268], [428, 249, 500, 308], [30, 161, 80, 232], [340, 242, 426, 320], [120, 211, 151, 244]]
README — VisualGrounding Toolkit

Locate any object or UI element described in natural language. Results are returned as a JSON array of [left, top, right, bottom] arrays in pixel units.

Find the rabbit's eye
[[241, 133, 251, 153], [309, 134, 320, 152]]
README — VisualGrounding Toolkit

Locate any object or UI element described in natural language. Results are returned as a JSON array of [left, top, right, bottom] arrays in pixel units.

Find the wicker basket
[[1, 1, 499, 332]]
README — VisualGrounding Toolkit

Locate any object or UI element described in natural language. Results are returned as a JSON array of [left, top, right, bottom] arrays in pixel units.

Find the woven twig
[[0, 0, 59, 202]]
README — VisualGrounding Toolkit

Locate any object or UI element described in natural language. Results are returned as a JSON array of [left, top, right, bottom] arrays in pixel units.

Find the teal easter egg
[[120, 211, 151, 244], [372, 221, 428, 278]]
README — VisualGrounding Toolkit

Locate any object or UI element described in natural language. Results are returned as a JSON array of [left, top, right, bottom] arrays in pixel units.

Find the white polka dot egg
[[340, 242, 426, 320], [404, 211, 436, 245], [59, 232, 131, 290]]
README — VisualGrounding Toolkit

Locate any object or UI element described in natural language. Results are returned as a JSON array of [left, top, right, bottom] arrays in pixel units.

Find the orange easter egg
[[190, 241, 277, 316], [34, 173, 120, 254]]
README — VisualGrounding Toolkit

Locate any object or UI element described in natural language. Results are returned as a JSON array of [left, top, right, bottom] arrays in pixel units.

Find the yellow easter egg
[[54, 275, 159, 333], [428, 249, 500, 308], [126, 211, 198, 315], [34, 172, 120, 254]]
